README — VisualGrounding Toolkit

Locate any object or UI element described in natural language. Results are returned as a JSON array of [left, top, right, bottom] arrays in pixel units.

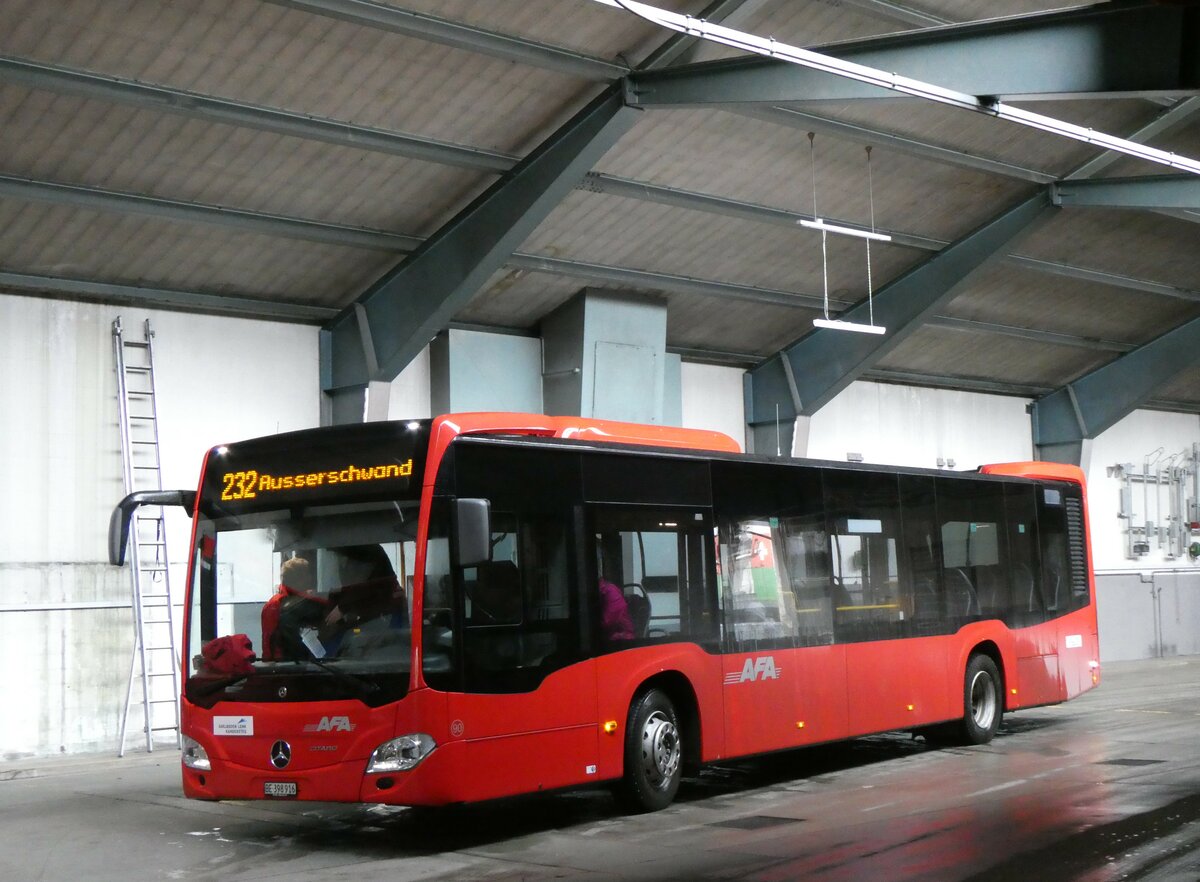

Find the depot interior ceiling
[[0, 0, 1198, 412]]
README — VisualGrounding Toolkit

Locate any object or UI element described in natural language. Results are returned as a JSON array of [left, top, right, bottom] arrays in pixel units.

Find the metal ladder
[[113, 317, 181, 756]]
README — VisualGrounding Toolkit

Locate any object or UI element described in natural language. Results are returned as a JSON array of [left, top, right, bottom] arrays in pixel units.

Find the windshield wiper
[[297, 657, 380, 696]]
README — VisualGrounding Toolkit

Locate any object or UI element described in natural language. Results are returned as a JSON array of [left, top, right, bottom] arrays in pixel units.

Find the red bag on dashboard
[[201, 634, 256, 676]]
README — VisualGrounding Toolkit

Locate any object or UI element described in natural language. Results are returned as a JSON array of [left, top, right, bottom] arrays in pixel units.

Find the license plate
[[264, 781, 297, 798]]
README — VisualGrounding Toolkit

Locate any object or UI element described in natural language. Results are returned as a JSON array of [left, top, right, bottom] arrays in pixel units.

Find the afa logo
[[723, 656, 782, 685], [302, 715, 355, 733]]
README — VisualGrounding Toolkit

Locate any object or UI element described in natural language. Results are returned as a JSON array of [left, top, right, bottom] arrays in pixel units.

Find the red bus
[[110, 412, 1100, 812]]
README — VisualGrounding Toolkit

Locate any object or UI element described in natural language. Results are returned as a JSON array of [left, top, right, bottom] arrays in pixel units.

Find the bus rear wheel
[[616, 689, 682, 812], [960, 654, 1002, 744]]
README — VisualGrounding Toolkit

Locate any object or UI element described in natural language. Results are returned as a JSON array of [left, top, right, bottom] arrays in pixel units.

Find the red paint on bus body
[[177, 416, 1099, 807]]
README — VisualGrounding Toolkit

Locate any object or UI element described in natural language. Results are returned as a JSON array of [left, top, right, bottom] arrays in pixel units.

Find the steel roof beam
[[0, 270, 335, 321], [0, 174, 422, 251], [262, 0, 627, 80], [626, 3, 1200, 106], [747, 190, 1055, 428], [638, 0, 772, 70], [1052, 175, 1200, 210], [1033, 315, 1200, 464], [0, 56, 516, 173], [322, 83, 639, 395], [0, 54, 1060, 187]]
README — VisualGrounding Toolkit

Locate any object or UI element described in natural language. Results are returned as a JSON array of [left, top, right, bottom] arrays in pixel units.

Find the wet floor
[[2, 655, 1198, 881]]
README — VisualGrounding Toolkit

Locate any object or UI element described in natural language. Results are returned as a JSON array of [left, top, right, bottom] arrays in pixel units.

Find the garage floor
[[2, 656, 1198, 882]]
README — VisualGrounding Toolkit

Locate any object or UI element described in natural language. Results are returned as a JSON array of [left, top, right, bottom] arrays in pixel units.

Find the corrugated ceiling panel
[[808, 99, 1159, 181], [0, 199, 392, 304], [456, 267, 584, 330], [595, 108, 1034, 242], [877, 324, 1110, 386], [1157, 365, 1200, 405], [390, 0, 695, 64], [1017, 209, 1200, 293], [943, 262, 1200, 346], [1, 0, 587, 155], [0, 85, 494, 237], [519, 190, 927, 300], [663, 290, 818, 354], [458, 264, 817, 357]]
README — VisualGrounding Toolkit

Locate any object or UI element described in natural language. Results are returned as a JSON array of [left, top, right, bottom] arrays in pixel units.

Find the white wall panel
[[681, 363, 745, 451], [807, 381, 1033, 469], [1084, 409, 1200, 573], [0, 293, 318, 758], [387, 345, 432, 420]]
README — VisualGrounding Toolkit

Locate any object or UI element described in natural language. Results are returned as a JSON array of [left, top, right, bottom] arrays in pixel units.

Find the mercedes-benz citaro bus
[[109, 412, 1099, 812]]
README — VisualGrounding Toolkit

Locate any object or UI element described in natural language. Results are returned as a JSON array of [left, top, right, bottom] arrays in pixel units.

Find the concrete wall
[[0, 293, 319, 759]]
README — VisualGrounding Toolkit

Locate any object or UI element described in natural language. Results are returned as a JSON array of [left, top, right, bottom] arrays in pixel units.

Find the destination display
[[200, 420, 431, 515]]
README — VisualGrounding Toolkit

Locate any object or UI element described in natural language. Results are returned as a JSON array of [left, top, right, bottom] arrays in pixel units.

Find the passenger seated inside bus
[[599, 577, 634, 641], [262, 545, 406, 661], [328, 543, 406, 628], [261, 554, 328, 660]]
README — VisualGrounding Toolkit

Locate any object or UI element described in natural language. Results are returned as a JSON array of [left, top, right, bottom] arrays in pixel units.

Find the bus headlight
[[366, 734, 436, 773], [182, 735, 211, 771]]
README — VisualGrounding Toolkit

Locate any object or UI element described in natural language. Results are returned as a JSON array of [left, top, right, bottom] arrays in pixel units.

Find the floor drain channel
[[711, 816, 803, 829]]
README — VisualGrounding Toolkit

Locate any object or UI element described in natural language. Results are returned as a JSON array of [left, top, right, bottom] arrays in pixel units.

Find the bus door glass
[[436, 441, 596, 802]]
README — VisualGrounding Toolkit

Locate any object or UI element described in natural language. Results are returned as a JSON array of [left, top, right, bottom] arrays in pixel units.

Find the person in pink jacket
[[599, 577, 635, 642]]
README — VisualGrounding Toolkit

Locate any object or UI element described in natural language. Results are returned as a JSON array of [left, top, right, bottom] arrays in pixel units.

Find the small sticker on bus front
[[213, 716, 254, 736]]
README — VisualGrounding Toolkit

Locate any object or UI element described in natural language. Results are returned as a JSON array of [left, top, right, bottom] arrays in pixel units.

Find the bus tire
[[616, 688, 682, 813], [960, 654, 1002, 745]]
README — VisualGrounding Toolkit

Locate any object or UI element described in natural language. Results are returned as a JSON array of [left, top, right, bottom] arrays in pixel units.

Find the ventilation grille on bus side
[[1065, 496, 1088, 594]]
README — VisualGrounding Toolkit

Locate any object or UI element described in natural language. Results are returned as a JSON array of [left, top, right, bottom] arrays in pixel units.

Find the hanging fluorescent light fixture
[[595, 0, 1200, 177], [813, 318, 886, 334], [799, 218, 892, 242]]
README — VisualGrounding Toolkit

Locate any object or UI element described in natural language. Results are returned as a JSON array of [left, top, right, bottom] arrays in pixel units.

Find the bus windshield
[[186, 500, 420, 706], [183, 419, 434, 707]]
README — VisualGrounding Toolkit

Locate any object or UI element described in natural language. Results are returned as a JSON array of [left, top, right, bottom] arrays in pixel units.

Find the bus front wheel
[[616, 689, 682, 812], [960, 654, 1002, 745]]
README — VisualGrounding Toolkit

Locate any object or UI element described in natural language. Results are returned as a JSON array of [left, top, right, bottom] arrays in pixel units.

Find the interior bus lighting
[[799, 218, 892, 243]]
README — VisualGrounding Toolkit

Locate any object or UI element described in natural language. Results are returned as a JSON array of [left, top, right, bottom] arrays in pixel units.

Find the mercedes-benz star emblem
[[270, 740, 291, 769]]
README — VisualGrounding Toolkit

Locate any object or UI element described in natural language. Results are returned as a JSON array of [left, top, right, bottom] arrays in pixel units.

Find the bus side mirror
[[453, 498, 491, 567], [109, 490, 197, 566]]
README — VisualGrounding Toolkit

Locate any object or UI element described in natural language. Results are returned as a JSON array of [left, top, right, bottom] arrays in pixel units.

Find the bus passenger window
[[721, 520, 797, 647], [1004, 483, 1043, 627], [823, 471, 904, 643], [779, 516, 833, 646], [593, 508, 716, 647], [460, 513, 575, 693], [936, 477, 1008, 625]]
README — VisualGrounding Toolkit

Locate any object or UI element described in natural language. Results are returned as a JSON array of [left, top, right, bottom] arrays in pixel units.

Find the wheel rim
[[970, 669, 997, 730], [640, 711, 680, 790]]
